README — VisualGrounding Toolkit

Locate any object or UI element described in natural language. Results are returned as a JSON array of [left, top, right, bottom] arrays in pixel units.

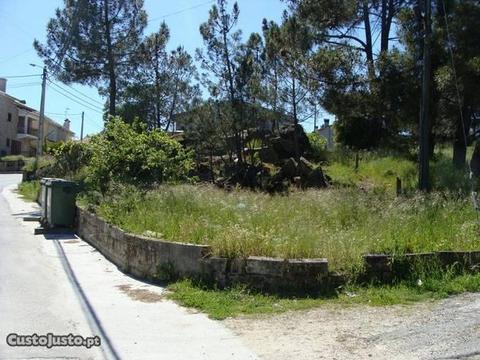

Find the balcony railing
[[17, 126, 38, 137]]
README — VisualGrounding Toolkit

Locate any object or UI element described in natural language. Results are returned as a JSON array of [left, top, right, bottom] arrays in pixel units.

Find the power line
[[53, 80, 104, 106], [148, 0, 214, 23], [45, 111, 82, 116], [47, 80, 104, 111], [8, 82, 41, 89], [2, 74, 42, 79], [46, 83, 104, 114], [0, 48, 34, 64], [84, 117, 104, 131]]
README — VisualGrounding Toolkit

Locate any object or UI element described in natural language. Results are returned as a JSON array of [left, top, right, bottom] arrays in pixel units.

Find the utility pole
[[37, 66, 47, 157], [80, 111, 85, 142], [313, 103, 317, 130], [419, 0, 431, 191]]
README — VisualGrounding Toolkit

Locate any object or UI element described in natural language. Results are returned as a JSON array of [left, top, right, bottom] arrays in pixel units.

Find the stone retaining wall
[[76, 207, 480, 291], [76, 207, 330, 292], [364, 251, 480, 283]]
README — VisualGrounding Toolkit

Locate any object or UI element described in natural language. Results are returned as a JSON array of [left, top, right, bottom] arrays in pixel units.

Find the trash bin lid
[[49, 178, 77, 188], [40, 177, 56, 185]]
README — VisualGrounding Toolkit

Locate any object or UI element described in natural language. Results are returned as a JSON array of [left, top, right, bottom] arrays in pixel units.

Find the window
[[7, 113, 12, 122], [6, 138, 10, 147]]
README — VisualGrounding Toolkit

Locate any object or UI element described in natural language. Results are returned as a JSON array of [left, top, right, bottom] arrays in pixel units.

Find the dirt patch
[[116, 284, 164, 303], [224, 293, 480, 360], [63, 240, 80, 244]]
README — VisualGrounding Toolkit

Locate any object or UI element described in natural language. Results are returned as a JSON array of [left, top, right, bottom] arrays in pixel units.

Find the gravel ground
[[225, 293, 480, 360]]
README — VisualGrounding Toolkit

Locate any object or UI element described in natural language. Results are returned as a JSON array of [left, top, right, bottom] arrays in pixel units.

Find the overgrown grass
[[95, 183, 480, 272], [0, 155, 33, 162], [168, 270, 480, 319], [17, 180, 40, 202], [324, 148, 473, 194]]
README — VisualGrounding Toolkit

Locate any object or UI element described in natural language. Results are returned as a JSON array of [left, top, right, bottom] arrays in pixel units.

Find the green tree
[[197, 0, 244, 163], [433, 0, 480, 168], [263, 14, 313, 158], [119, 23, 199, 131], [34, 0, 147, 116]]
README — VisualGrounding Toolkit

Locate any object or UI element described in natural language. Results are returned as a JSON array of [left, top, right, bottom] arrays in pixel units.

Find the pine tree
[[34, 0, 147, 116]]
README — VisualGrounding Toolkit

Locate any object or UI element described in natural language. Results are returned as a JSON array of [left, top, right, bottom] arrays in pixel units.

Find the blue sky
[[0, 0, 288, 138]]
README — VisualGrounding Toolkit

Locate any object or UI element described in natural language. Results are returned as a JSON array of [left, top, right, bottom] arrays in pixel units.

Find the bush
[[88, 118, 194, 192], [0, 155, 32, 162], [22, 156, 56, 177], [49, 141, 92, 179], [306, 132, 328, 162]]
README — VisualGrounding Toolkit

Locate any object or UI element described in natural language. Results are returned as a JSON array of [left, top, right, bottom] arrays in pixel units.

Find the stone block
[[245, 256, 287, 276]]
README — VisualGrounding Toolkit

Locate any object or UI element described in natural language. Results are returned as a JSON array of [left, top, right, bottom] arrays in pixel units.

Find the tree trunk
[[453, 139, 467, 169], [380, 0, 395, 54], [362, 1, 375, 79], [104, 0, 116, 116], [292, 76, 299, 159], [220, 4, 242, 164], [209, 150, 215, 182], [452, 107, 472, 169], [470, 141, 480, 178]]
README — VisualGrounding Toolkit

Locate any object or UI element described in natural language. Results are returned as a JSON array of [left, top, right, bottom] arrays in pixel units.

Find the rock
[[271, 124, 311, 159], [259, 148, 280, 164], [271, 138, 296, 159], [304, 167, 329, 188], [297, 157, 314, 178], [293, 176, 302, 187], [281, 158, 298, 179]]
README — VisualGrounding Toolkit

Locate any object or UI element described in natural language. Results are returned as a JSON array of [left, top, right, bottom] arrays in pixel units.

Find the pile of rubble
[[215, 124, 330, 192]]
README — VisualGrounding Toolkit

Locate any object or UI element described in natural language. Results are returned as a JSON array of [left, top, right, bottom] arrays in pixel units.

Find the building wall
[[1, 94, 73, 156], [45, 122, 72, 142], [0, 95, 20, 156], [316, 126, 334, 150]]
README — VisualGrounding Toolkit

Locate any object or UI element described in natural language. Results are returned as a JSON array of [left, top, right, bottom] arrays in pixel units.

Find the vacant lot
[[94, 183, 480, 271]]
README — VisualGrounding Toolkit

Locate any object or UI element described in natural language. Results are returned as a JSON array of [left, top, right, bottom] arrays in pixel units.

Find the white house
[[315, 118, 334, 150]]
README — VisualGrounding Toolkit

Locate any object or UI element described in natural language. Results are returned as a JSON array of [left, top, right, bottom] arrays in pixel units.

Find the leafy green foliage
[[35, 0, 148, 114], [88, 118, 194, 192], [0, 155, 32, 162], [17, 181, 40, 202], [119, 22, 200, 130], [306, 132, 328, 162], [48, 141, 92, 179]]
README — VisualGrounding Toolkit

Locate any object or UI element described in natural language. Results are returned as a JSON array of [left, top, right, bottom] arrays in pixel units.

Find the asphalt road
[[0, 174, 257, 360], [0, 174, 103, 359]]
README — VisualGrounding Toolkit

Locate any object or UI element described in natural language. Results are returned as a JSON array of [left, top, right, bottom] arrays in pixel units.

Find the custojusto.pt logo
[[6, 333, 101, 348]]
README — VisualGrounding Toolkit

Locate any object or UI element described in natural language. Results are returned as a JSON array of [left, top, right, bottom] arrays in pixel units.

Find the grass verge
[[167, 271, 480, 319], [17, 181, 40, 202]]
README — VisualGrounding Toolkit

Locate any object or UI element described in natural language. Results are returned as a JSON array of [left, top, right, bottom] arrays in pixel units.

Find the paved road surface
[[0, 174, 257, 360]]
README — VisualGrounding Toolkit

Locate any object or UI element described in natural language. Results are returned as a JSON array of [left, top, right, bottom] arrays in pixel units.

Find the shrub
[[49, 141, 92, 179], [0, 155, 31, 162], [88, 118, 194, 192], [22, 156, 56, 178], [306, 132, 328, 162]]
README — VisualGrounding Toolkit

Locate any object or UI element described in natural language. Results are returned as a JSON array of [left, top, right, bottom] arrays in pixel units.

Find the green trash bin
[[45, 179, 78, 227]]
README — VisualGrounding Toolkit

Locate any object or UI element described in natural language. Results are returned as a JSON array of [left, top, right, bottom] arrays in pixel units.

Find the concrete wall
[[76, 208, 331, 292], [363, 251, 480, 283]]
